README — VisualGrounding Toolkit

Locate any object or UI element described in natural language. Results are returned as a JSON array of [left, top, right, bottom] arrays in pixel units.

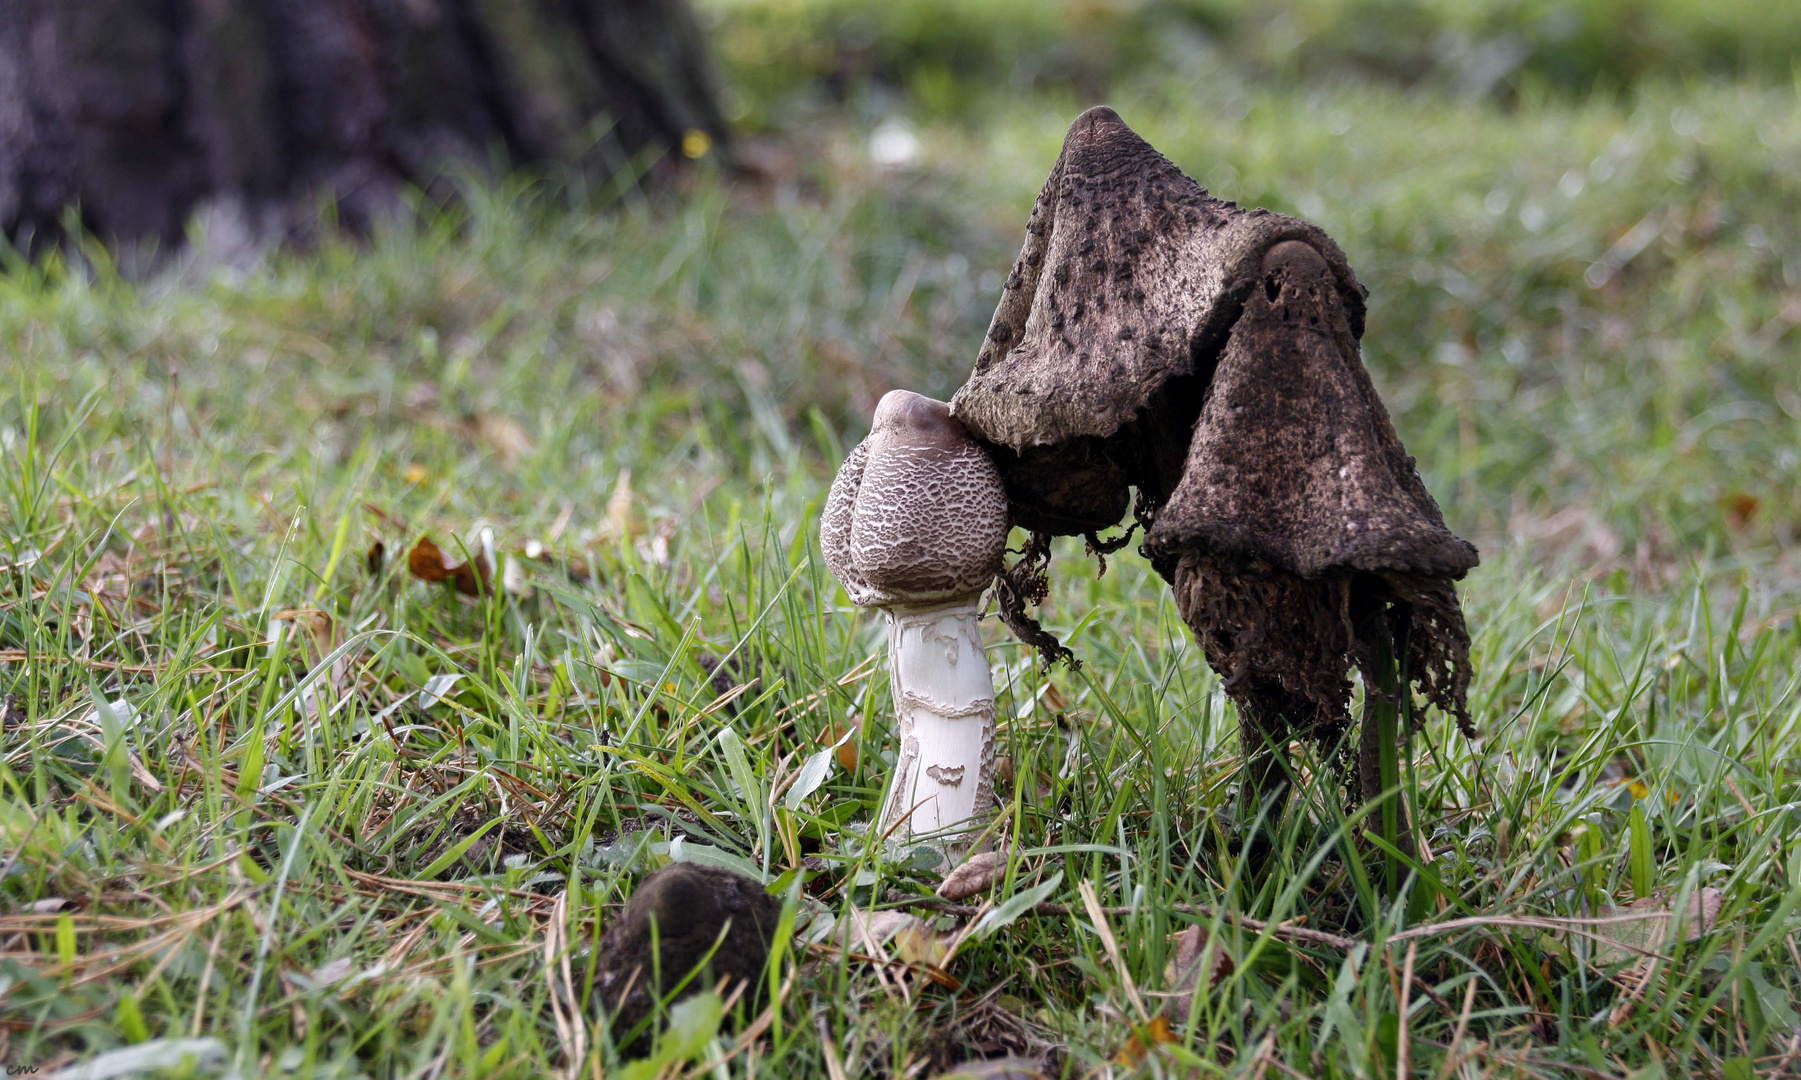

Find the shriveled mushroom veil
[[951, 106, 1477, 756]]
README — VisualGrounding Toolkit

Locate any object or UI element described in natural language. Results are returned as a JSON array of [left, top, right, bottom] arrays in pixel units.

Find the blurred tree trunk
[[0, 0, 727, 258]]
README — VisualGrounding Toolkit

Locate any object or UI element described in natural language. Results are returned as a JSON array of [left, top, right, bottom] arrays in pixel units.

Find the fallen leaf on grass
[[938, 849, 1012, 901], [1162, 925, 1235, 1021], [270, 608, 337, 663], [1114, 1015, 1177, 1066], [1723, 491, 1759, 531], [811, 907, 924, 950], [813, 907, 962, 990], [1582, 887, 1723, 965], [408, 536, 490, 596], [895, 919, 955, 968], [819, 722, 859, 771]]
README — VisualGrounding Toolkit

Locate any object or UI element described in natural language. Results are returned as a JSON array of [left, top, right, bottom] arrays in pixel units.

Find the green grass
[[2, 43, 1800, 1080]]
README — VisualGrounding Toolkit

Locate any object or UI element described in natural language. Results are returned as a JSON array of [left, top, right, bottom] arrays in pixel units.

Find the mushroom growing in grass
[[821, 390, 1010, 855], [1143, 238, 1478, 867], [948, 107, 1477, 854]]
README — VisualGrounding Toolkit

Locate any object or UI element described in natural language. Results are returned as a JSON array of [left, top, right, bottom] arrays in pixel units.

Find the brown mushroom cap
[[821, 390, 1010, 608], [1151, 240, 1479, 742], [1145, 241, 1478, 580], [950, 106, 1368, 535]]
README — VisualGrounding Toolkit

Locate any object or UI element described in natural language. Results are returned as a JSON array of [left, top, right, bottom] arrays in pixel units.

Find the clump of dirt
[[593, 863, 783, 1049]]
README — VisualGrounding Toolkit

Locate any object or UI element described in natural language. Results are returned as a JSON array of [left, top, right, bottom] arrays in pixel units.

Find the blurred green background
[[708, 0, 1801, 128]]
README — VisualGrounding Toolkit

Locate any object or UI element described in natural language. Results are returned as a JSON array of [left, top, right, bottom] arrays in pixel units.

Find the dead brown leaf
[[408, 536, 490, 596], [894, 920, 954, 969], [1583, 888, 1723, 966], [1113, 1015, 1176, 1066], [1723, 491, 1760, 531], [818, 907, 924, 951], [270, 608, 338, 664], [938, 850, 1012, 902], [820, 723, 859, 772], [1162, 925, 1235, 1022]]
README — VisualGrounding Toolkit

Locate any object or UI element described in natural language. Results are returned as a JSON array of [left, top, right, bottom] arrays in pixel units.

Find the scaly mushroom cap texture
[[1148, 240, 1478, 739], [595, 864, 782, 1043], [1145, 241, 1478, 580], [949, 105, 1368, 535], [821, 390, 1010, 608]]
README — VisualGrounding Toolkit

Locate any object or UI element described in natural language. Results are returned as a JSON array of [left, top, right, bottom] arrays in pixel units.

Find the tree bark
[[0, 0, 727, 257]]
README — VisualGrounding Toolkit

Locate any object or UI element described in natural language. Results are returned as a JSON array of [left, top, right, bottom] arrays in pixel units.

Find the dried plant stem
[[1358, 609, 1406, 900], [903, 898, 1688, 960]]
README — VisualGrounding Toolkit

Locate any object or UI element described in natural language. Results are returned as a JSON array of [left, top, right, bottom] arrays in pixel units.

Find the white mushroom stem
[[881, 598, 997, 844]]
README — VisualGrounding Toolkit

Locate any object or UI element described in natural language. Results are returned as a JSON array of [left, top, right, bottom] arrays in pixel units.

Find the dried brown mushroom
[[952, 106, 1366, 544], [1145, 239, 1477, 833], [950, 107, 1477, 837], [821, 390, 1010, 853]]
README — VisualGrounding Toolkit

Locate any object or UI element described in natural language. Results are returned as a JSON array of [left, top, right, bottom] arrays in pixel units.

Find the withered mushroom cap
[[1145, 241, 1478, 580], [821, 390, 1010, 608], [950, 106, 1368, 535], [1150, 240, 1479, 745]]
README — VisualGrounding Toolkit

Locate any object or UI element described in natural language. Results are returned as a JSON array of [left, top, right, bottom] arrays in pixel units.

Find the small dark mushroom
[[950, 107, 1478, 848], [595, 863, 782, 1046]]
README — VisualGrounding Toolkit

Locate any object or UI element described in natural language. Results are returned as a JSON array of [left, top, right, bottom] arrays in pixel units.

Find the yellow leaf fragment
[[1114, 1015, 1176, 1065]]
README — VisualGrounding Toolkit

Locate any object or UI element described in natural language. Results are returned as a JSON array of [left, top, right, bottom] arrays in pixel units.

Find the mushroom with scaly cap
[[951, 106, 1367, 547], [821, 390, 1010, 854], [950, 107, 1478, 844], [1144, 239, 1477, 843]]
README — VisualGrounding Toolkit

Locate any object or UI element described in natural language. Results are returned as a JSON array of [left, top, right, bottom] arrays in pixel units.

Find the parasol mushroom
[[821, 390, 1010, 854], [949, 107, 1477, 847], [1143, 238, 1478, 858]]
